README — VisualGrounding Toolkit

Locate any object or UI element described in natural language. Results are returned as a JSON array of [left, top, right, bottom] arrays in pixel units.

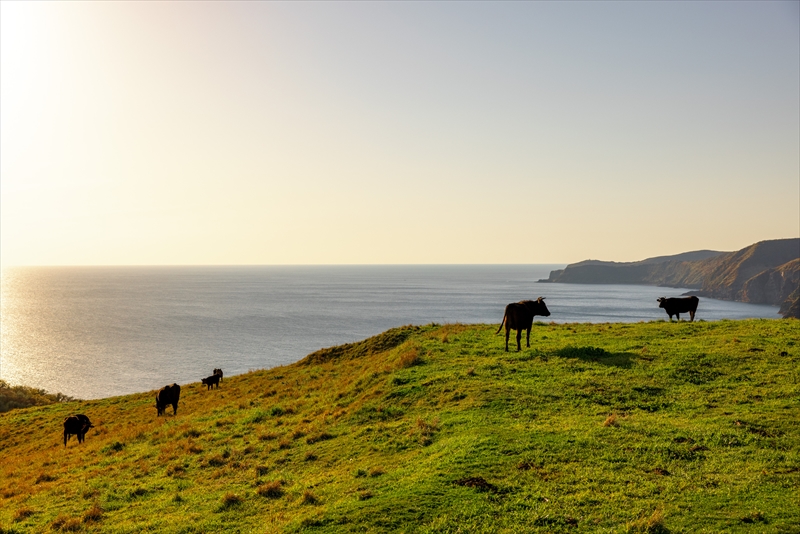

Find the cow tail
[[495, 313, 506, 334]]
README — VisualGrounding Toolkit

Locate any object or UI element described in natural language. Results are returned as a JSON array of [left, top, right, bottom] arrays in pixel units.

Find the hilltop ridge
[[540, 238, 800, 317]]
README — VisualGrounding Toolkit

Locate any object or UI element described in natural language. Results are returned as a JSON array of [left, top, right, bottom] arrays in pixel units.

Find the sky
[[1, 1, 798, 266]]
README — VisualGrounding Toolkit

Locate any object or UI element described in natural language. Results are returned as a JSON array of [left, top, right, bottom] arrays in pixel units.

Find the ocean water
[[0, 265, 780, 400]]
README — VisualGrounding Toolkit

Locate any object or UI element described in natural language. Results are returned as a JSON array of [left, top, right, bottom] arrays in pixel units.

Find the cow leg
[[675, 313, 680, 321], [516, 329, 522, 352], [504, 328, 510, 352], [690, 310, 695, 322], [526, 328, 531, 348], [64, 431, 69, 447], [173, 403, 178, 416]]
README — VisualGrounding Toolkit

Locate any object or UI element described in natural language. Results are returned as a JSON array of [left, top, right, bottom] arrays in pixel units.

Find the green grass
[[1, 319, 798, 533]]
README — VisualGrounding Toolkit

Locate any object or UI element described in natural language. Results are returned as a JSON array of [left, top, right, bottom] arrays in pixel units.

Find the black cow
[[496, 297, 551, 352], [213, 368, 223, 382], [657, 296, 699, 321], [202, 374, 221, 390], [63, 414, 93, 447], [156, 383, 181, 416]]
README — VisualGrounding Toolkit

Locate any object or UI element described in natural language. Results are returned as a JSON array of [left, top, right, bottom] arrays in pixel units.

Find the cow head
[[536, 297, 551, 317], [657, 298, 666, 308]]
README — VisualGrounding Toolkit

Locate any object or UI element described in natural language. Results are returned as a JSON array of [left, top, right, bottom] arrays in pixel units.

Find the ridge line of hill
[[539, 238, 800, 318]]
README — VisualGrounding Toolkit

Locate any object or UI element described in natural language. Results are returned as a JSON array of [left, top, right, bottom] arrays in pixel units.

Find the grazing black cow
[[156, 383, 181, 416], [657, 296, 699, 321], [63, 414, 93, 447], [496, 297, 551, 352], [202, 374, 221, 390], [213, 368, 223, 382]]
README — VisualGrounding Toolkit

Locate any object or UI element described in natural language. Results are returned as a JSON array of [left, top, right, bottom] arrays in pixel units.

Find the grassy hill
[[1, 319, 798, 533]]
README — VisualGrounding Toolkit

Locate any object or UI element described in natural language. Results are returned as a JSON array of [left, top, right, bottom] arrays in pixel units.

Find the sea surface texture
[[1, 265, 780, 399]]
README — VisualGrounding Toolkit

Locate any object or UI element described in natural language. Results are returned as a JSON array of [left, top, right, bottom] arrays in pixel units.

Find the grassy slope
[[1, 319, 798, 533]]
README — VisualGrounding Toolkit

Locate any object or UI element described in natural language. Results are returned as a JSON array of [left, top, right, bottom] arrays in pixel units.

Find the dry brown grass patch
[[397, 347, 422, 369], [82, 504, 103, 523], [14, 506, 35, 522], [166, 464, 185, 477], [221, 492, 243, 509], [51, 514, 82, 531], [257, 480, 284, 498], [603, 414, 619, 427], [34, 472, 57, 484], [302, 490, 319, 505], [414, 416, 440, 445], [627, 508, 667, 533], [368, 466, 385, 477], [306, 431, 334, 444]]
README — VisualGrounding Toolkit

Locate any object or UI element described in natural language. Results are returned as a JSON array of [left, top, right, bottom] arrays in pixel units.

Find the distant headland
[[539, 238, 800, 318]]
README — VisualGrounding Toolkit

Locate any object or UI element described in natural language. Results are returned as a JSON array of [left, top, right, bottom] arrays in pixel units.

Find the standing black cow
[[201, 374, 221, 390], [657, 296, 699, 321], [63, 414, 93, 447], [213, 368, 223, 383], [156, 383, 181, 416], [496, 297, 551, 352]]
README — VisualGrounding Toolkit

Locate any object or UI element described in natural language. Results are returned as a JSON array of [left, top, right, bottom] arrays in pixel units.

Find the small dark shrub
[[102, 441, 124, 454], [740, 511, 767, 524], [302, 490, 319, 505], [129, 487, 148, 498], [454, 476, 498, 493]]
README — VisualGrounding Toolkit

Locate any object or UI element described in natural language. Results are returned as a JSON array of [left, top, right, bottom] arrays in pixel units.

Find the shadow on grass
[[555, 346, 635, 368]]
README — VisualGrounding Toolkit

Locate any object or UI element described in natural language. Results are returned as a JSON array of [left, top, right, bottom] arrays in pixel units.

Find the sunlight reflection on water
[[0, 265, 780, 399]]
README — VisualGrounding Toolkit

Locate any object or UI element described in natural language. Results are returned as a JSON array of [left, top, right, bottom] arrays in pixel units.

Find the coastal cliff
[[540, 238, 800, 318]]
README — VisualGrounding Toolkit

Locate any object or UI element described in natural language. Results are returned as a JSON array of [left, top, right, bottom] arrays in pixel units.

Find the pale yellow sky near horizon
[[1, 1, 798, 267]]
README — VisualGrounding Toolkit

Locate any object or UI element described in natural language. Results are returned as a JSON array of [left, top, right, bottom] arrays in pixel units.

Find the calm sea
[[0, 265, 780, 400]]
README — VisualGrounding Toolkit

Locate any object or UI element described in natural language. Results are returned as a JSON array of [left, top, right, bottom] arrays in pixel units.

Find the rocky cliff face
[[695, 240, 800, 302], [539, 250, 723, 286], [540, 239, 800, 318], [740, 258, 799, 306]]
